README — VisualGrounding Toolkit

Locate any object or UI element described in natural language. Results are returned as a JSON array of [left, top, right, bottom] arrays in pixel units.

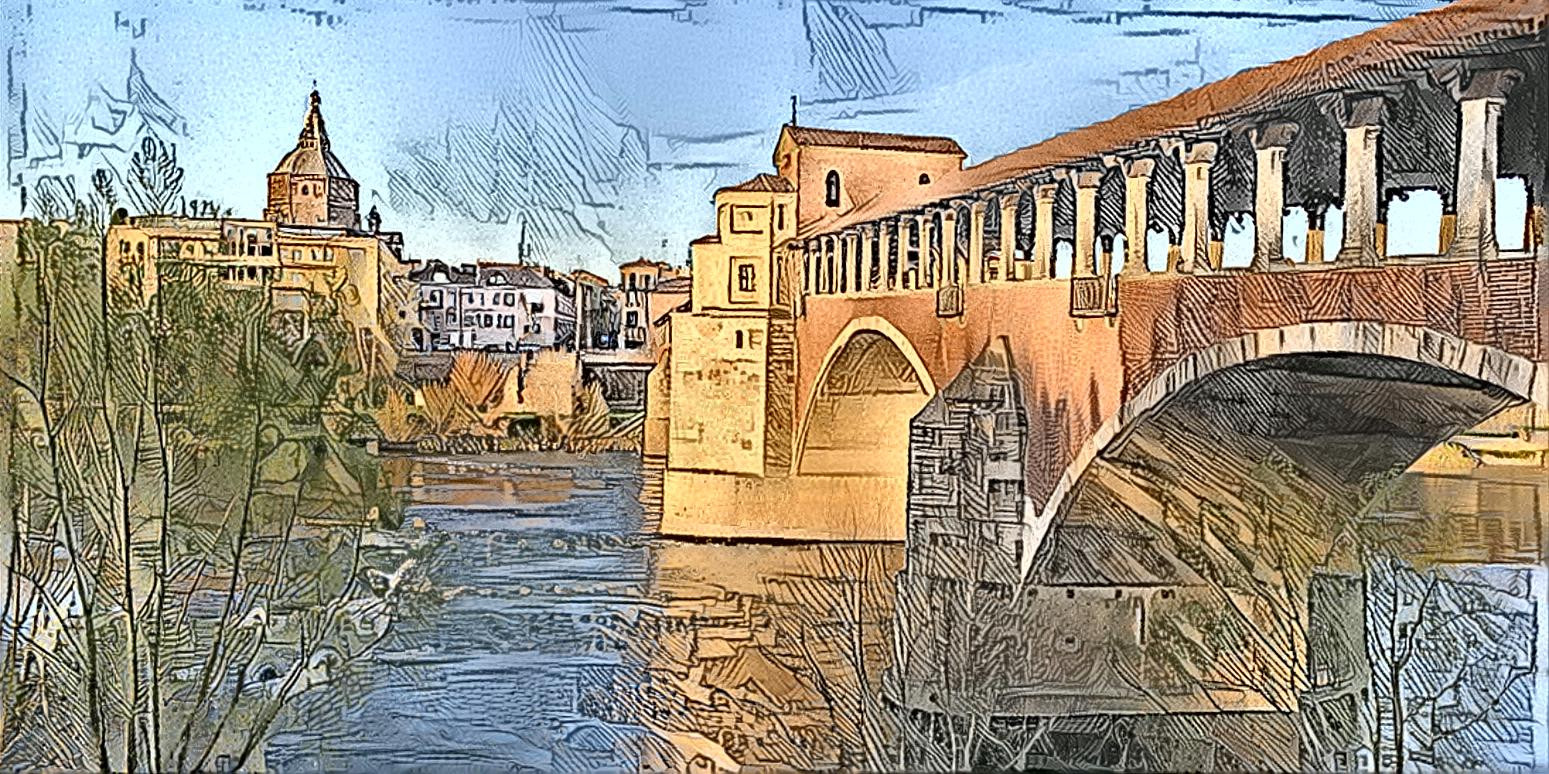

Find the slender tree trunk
[[98, 216, 141, 774], [147, 284, 170, 772], [37, 235, 111, 773]]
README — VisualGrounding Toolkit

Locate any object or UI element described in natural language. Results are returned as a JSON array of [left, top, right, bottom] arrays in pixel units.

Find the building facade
[[618, 258, 684, 350], [106, 90, 414, 367], [409, 260, 579, 352]]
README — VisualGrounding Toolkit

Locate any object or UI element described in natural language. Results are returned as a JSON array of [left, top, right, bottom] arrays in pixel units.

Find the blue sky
[[4, 0, 1448, 275]]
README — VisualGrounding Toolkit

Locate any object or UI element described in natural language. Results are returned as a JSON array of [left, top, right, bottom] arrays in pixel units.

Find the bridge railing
[[790, 16, 1544, 317]]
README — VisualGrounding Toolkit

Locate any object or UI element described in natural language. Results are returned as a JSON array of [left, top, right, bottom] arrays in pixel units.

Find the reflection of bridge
[[654, 0, 1546, 555]]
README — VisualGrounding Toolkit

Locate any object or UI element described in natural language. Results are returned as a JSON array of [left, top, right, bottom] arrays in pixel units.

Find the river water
[[265, 452, 901, 772], [263, 452, 1546, 772]]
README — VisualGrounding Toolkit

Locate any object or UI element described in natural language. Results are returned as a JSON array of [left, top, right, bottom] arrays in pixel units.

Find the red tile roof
[[804, 0, 1545, 239], [722, 173, 796, 193], [781, 125, 966, 156]]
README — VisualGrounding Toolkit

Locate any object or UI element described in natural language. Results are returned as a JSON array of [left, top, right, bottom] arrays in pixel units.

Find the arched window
[[824, 171, 840, 208], [918, 173, 931, 185], [301, 184, 310, 195]]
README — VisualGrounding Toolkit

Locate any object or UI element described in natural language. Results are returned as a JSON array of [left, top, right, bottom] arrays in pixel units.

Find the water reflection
[[265, 452, 1544, 772], [266, 453, 900, 772]]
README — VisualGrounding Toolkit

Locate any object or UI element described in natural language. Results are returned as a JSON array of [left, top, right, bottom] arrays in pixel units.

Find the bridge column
[[803, 239, 816, 296], [894, 216, 909, 289], [1337, 96, 1385, 267], [1073, 170, 1103, 278], [941, 207, 959, 286], [822, 234, 837, 294], [1449, 69, 1522, 261], [860, 224, 878, 292], [1252, 123, 1298, 272], [1179, 141, 1217, 273], [997, 192, 1019, 281], [910, 213, 923, 289], [1032, 183, 1057, 279], [1121, 159, 1153, 274], [968, 199, 988, 284], [842, 230, 859, 294], [876, 221, 892, 292]]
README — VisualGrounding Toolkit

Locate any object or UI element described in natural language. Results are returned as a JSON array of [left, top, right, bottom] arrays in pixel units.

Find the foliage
[[0, 216, 405, 771], [125, 136, 185, 216]]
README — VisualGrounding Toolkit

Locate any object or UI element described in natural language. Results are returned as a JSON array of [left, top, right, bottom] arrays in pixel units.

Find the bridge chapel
[[668, 125, 967, 482]]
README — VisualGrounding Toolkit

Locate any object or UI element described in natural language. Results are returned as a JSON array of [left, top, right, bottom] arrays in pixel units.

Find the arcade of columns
[[796, 64, 1542, 303]]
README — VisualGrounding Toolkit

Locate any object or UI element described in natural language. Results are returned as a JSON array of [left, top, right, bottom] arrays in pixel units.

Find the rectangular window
[[430, 290, 442, 305], [738, 263, 755, 293], [483, 314, 493, 327], [625, 311, 639, 327]]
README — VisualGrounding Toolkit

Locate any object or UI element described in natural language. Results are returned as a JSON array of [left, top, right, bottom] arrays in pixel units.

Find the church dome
[[271, 89, 352, 179]]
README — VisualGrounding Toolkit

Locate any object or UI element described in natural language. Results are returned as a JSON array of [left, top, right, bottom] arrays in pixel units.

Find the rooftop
[[721, 173, 795, 194], [780, 125, 966, 157], [806, 0, 1545, 239]]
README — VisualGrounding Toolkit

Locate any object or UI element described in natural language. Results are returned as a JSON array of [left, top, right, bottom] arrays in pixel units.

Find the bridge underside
[[1029, 352, 1524, 707], [799, 330, 930, 477]]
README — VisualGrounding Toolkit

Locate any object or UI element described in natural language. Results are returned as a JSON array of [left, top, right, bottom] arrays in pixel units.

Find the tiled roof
[[478, 262, 559, 289], [781, 125, 966, 156], [806, 0, 1544, 239], [721, 173, 796, 193], [620, 257, 669, 268], [407, 259, 476, 284]]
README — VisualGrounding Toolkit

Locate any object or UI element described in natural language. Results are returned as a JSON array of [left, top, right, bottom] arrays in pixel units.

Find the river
[[262, 452, 1546, 772], [265, 452, 900, 772]]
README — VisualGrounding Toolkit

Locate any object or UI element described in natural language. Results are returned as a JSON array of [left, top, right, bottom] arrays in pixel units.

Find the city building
[[106, 89, 416, 368], [618, 258, 684, 350], [408, 259, 475, 351], [408, 259, 579, 352], [572, 268, 620, 351]]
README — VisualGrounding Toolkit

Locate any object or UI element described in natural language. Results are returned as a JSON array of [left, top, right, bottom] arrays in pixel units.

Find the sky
[[4, 0, 1455, 276]]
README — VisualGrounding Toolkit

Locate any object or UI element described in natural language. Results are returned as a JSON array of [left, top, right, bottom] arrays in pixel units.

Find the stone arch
[[794, 316, 936, 478], [1021, 321, 1542, 580]]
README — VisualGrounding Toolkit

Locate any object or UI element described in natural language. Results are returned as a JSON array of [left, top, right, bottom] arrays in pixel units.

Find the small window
[[824, 171, 840, 208], [918, 173, 931, 185], [735, 330, 744, 348], [626, 311, 639, 327], [737, 263, 756, 293], [430, 290, 442, 305], [777, 204, 786, 230]]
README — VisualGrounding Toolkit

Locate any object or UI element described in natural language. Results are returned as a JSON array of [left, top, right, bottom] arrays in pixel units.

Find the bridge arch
[[794, 316, 936, 478], [1021, 320, 1542, 580]]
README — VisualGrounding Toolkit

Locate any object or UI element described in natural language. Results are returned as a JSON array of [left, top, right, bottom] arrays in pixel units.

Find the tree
[[125, 136, 185, 216], [0, 216, 407, 771], [1357, 525, 1536, 772]]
